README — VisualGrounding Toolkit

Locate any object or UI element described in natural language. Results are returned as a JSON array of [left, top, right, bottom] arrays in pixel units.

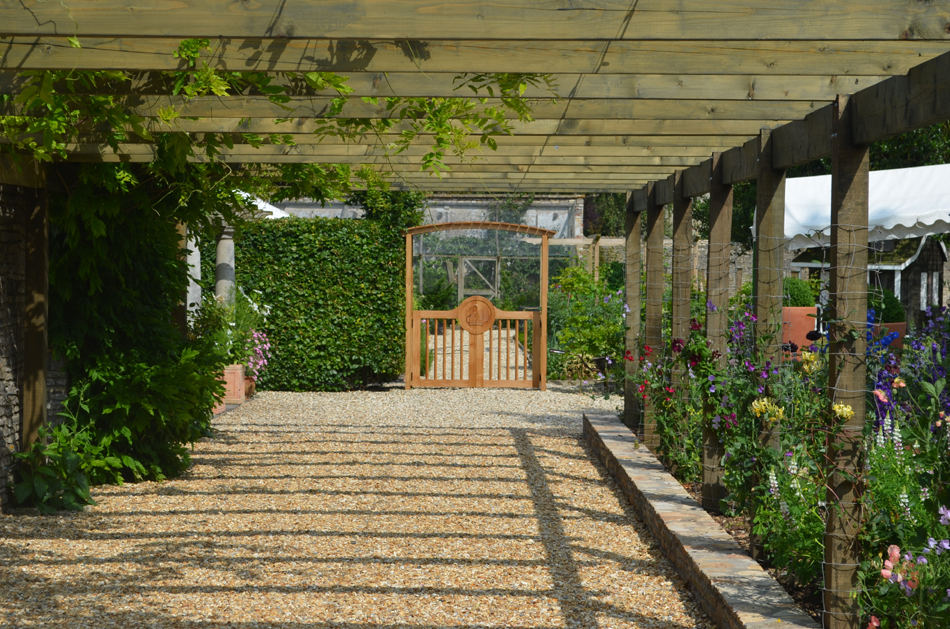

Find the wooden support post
[[671, 172, 693, 406], [404, 233, 414, 390], [539, 233, 549, 391], [173, 222, 188, 338], [593, 235, 601, 283], [824, 94, 869, 629], [643, 183, 664, 451], [753, 127, 786, 368], [702, 152, 732, 513], [751, 127, 786, 561], [21, 165, 48, 450], [624, 194, 643, 432]]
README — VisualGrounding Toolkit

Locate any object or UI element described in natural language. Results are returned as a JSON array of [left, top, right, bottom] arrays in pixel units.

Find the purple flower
[[707, 300, 718, 312], [708, 375, 715, 382], [709, 385, 716, 393], [940, 505, 950, 525]]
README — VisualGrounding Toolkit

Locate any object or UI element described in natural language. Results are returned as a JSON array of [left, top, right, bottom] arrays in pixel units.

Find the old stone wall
[[0, 184, 27, 509], [614, 239, 797, 297], [0, 185, 64, 508], [47, 354, 68, 426]]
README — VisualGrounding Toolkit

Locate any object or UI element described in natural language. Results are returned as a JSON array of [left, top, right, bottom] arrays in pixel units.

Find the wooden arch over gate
[[404, 222, 555, 390]]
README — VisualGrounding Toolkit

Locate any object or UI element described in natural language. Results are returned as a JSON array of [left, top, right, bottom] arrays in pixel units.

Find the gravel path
[[427, 327, 531, 381], [1, 387, 712, 629]]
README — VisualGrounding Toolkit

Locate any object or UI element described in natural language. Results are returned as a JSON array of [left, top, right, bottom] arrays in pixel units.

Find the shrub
[[11, 425, 96, 513], [783, 276, 815, 307], [235, 217, 404, 390], [548, 266, 626, 386], [48, 163, 228, 485], [869, 287, 906, 323]]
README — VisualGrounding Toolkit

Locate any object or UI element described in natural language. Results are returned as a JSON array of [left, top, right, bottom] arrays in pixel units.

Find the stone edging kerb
[[583, 411, 819, 629]]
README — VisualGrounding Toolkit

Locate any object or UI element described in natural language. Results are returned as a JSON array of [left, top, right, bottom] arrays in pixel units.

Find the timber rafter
[[0, 2, 947, 192]]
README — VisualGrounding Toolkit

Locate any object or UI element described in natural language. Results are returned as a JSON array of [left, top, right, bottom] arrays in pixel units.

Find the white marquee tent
[[781, 163, 950, 249]]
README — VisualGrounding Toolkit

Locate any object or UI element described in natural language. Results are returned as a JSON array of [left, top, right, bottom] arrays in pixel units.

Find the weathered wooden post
[[671, 172, 693, 348], [404, 232, 414, 390], [751, 127, 786, 560], [824, 94, 869, 629], [2, 157, 49, 450], [643, 183, 664, 451], [173, 223, 189, 337], [671, 171, 693, 439], [702, 152, 732, 512], [624, 192, 643, 431]]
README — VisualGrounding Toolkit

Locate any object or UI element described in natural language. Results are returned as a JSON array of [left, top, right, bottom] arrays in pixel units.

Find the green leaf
[[67, 36, 82, 49], [33, 475, 50, 500], [14, 481, 33, 504]]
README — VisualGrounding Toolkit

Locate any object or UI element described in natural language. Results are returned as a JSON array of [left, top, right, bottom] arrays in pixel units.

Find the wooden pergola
[[2, 3, 949, 628]]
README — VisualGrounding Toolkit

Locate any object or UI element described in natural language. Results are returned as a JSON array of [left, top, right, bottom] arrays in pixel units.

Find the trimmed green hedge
[[235, 218, 404, 390]]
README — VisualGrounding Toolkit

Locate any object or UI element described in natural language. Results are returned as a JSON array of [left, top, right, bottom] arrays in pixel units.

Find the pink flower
[[888, 545, 901, 563], [873, 389, 888, 403], [866, 616, 880, 629]]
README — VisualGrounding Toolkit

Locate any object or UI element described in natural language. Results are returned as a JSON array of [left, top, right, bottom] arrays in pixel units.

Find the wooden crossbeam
[[682, 158, 712, 198], [853, 50, 950, 145], [643, 50, 950, 201], [140, 128, 755, 148], [772, 106, 834, 169], [387, 182, 645, 192], [2, 2, 948, 40], [2, 96, 825, 121], [2, 38, 947, 75], [79, 117, 785, 136], [37, 139, 745, 158], [722, 137, 761, 185], [0, 70, 894, 102]]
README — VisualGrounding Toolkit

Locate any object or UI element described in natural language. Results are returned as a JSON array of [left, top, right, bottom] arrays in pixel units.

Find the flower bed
[[637, 305, 950, 628]]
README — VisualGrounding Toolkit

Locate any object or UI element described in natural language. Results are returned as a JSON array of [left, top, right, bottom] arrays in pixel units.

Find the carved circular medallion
[[457, 296, 496, 335]]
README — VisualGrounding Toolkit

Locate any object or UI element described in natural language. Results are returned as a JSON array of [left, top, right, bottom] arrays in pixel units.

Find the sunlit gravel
[[1, 385, 713, 629]]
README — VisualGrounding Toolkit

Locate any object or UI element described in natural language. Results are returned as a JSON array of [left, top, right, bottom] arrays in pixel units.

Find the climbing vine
[[1, 37, 556, 507]]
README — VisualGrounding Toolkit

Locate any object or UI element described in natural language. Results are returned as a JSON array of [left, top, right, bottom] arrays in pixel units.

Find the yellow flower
[[832, 403, 854, 420], [751, 397, 785, 422], [800, 351, 820, 375]]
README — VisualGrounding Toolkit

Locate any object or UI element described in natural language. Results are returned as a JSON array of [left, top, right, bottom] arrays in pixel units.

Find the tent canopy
[[784, 164, 950, 249]]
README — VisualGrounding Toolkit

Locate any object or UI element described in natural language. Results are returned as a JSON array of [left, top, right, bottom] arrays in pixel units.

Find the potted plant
[[244, 330, 272, 398], [870, 287, 907, 350], [213, 288, 268, 409], [782, 276, 818, 354]]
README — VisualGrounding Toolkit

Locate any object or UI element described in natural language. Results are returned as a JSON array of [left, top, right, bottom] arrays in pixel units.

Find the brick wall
[[0, 184, 27, 509]]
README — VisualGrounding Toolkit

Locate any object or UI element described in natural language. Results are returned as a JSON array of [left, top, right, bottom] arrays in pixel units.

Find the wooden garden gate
[[404, 222, 553, 390]]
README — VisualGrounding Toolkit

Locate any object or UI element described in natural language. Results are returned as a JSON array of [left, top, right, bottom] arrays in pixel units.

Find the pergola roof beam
[[2, 96, 826, 121], [3, 38, 948, 74], [3, 1, 948, 40], [638, 50, 950, 201]]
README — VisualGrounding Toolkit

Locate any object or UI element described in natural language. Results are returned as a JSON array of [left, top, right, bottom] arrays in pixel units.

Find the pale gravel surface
[[426, 327, 531, 382], [1, 386, 713, 629]]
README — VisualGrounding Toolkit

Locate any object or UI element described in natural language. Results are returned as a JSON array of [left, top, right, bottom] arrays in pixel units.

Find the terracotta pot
[[244, 376, 256, 398], [222, 364, 246, 405], [874, 321, 907, 351], [782, 306, 819, 354]]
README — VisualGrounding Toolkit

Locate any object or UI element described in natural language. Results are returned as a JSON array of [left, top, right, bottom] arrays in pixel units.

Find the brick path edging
[[583, 411, 819, 629]]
